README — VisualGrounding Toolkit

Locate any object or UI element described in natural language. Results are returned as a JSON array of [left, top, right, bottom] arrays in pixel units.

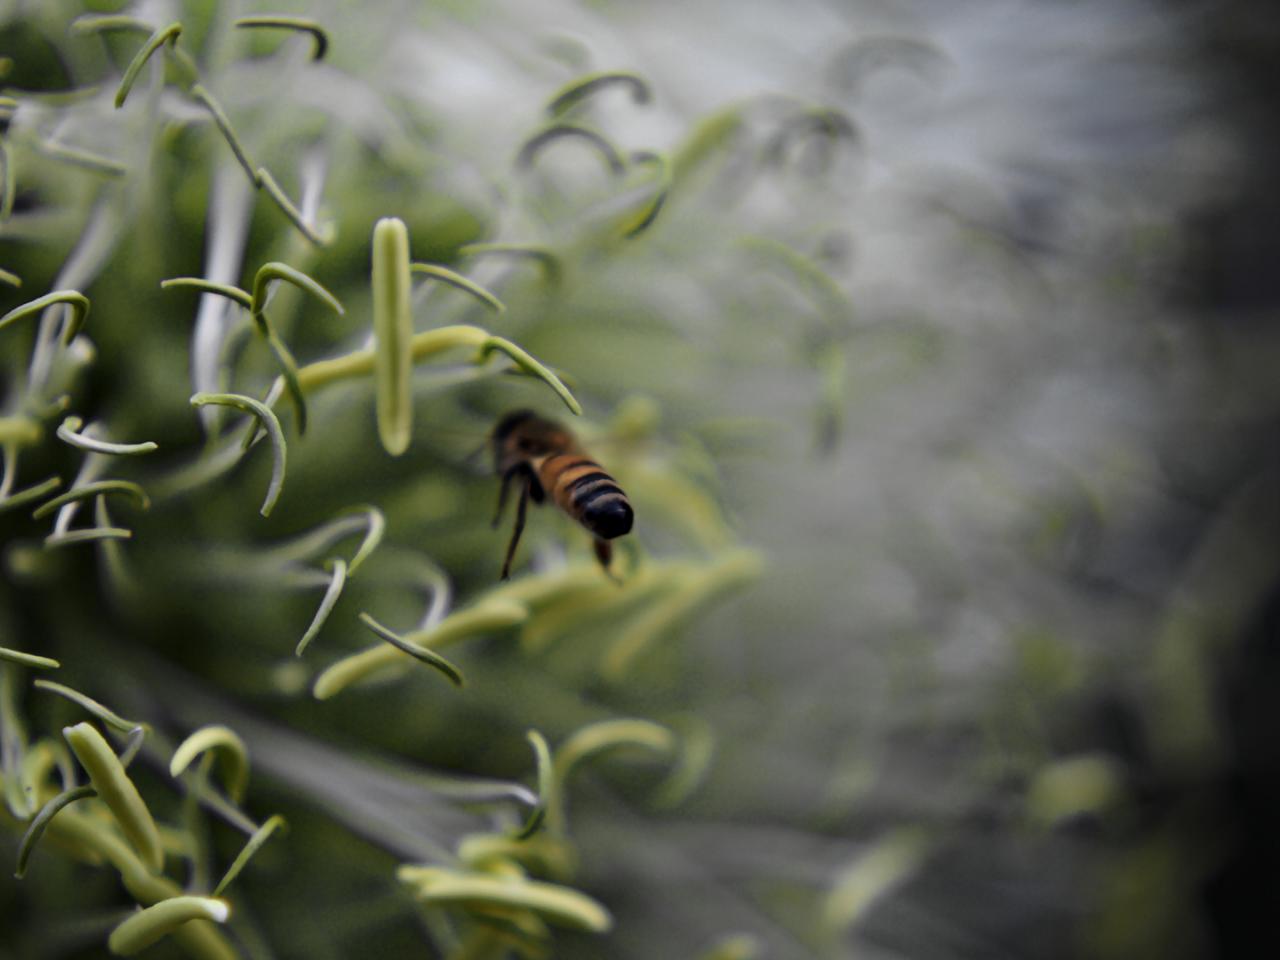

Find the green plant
[[0, 4, 765, 957]]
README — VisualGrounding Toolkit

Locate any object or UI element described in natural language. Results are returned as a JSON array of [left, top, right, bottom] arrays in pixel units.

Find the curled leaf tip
[[190, 393, 287, 516], [619, 150, 671, 238], [313, 600, 522, 699], [169, 725, 250, 804], [514, 729, 553, 839], [15, 784, 96, 878], [107, 896, 231, 955], [476, 337, 581, 416], [34, 679, 143, 734], [114, 22, 182, 109], [410, 262, 505, 314], [57, 417, 158, 456], [555, 719, 675, 786], [252, 262, 344, 317], [547, 71, 652, 117], [358, 612, 466, 688], [159, 277, 254, 310], [31, 480, 150, 520], [234, 16, 330, 61], [0, 290, 90, 345], [516, 123, 627, 176]]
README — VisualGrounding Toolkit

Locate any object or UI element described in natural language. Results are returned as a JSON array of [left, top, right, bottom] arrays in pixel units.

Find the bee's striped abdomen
[[542, 454, 634, 540]]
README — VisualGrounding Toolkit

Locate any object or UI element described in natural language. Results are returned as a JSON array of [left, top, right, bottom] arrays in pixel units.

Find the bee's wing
[[462, 438, 489, 469]]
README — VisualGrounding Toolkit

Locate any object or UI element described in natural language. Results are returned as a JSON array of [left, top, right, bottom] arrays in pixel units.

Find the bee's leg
[[500, 478, 532, 580], [492, 466, 521, 528], [592, 537, 621, 583]]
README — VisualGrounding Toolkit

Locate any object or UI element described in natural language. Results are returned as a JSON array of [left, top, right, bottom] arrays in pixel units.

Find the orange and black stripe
[[540, 453, 633, 540]]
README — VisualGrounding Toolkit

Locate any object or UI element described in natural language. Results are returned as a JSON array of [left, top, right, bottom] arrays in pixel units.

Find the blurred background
[[1, 0, 1277, 958]]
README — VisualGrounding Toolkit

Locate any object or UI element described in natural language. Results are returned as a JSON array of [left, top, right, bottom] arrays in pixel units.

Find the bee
[[491, 409, 633, 580]]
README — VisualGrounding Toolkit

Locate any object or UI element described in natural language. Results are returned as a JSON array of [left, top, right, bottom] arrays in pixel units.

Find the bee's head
[[493, 409, 537, 441], [493, 409, 573, 471]]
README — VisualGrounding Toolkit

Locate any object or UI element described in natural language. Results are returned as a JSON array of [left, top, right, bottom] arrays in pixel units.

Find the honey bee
[[491, 409, 633, 580]]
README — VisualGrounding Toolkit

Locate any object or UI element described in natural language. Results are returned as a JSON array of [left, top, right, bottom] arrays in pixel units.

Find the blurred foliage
[[2, 1, 1279, 959]]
